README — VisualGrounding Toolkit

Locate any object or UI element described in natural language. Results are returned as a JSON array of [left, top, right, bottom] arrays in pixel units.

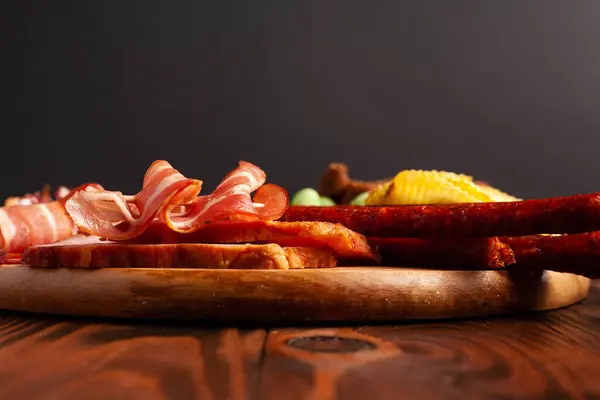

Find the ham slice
[[0, 202, 76, 254], [23, 240, 336, 270], [131, 220, 379, 263]]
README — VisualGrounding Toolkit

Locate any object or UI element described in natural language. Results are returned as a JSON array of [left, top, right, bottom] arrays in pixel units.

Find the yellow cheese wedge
[[365, 170, 520, 206]]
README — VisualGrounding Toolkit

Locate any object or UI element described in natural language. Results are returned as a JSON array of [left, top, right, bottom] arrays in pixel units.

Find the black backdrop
[[2, 1, 600, 200]]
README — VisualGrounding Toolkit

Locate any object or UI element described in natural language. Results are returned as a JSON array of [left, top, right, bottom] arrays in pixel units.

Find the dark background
[[2, 1, 600, 200]]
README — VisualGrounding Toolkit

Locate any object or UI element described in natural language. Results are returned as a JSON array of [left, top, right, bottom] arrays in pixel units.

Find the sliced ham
[[23, 240, 336, 270], [131, 220, 379, 263]]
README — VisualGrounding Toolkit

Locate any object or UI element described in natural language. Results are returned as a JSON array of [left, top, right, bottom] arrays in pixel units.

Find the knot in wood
[[286, 335, 377, 354]]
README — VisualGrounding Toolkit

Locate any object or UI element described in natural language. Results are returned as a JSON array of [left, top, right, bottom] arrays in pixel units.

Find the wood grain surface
[[0, 282, 600, 399], [0, 265, 591, 323], [0, 317, 266, 400]]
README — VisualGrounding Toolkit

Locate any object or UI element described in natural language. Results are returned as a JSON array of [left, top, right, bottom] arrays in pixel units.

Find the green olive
[[319, 196, 336, 206], [291, 188, 321, 206], [349, 191, 369, 206]]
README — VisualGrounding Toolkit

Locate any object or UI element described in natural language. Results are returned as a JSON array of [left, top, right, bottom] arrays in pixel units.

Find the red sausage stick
[[370, 237, 515, 269], [502, 232, 600, 278], [283, 193, 600, 237]]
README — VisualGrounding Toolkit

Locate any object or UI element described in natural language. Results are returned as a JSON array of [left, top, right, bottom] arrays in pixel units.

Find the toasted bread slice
[[23, 236, 336, 269], [131, 220, 379, 263]]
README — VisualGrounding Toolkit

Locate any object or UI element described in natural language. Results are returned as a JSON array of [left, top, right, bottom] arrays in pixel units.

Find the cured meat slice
[[370, 237, 515, 269], [283, 193, 600, 237], [131, 220, 379, 262], [23, 241, 336, 270], [64, 160, 288, 241], [64, 161, 202, 240], [501, 233, 600, 277], [162, 162, 289, 232], [0, 202, 76, 253]]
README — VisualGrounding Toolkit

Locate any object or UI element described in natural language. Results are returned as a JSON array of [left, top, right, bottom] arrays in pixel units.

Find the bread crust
[[23, 242, 337, 270]]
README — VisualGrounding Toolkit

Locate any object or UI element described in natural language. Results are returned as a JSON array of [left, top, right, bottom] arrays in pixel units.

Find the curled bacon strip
[[0, 201, 76, 254], [1, 160, 287, 259], [64, 161, 202, 241], [162, 161, 289, 233], [64, 160, 288, 241], [0, 185, 76, 258]]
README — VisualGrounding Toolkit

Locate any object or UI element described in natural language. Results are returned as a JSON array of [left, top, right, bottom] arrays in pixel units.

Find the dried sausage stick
[[502, 232, 600, 278], [370, 237, 515, 269], [283, 193, 600, 237]]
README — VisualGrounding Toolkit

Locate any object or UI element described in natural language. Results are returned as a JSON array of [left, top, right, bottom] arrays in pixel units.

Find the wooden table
[[1, 282, 599, 400]]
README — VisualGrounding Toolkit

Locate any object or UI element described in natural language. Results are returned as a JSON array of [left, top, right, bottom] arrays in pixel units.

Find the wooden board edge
[[0, 265, 591, 323]]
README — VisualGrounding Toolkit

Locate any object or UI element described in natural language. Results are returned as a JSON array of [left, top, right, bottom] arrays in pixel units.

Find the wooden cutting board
[[0, 265, 590, 323]]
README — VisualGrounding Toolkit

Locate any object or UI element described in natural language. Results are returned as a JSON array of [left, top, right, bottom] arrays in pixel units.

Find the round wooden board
[[0, 265, 591, 324]]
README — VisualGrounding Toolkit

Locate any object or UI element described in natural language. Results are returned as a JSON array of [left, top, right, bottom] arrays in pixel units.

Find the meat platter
[[0, 161, 593, 323]]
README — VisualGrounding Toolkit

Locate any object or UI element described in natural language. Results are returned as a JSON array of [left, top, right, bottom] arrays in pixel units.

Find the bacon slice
[[64, 160, 288, 241], [162, 162, 288, 232], [23, 240, 336, 269], [2, 160, 289, 263], [370, 237, 515, 269], [131, 220, 379, 262], [0, 202, 76, 253], [64, 161, 202, 241]]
